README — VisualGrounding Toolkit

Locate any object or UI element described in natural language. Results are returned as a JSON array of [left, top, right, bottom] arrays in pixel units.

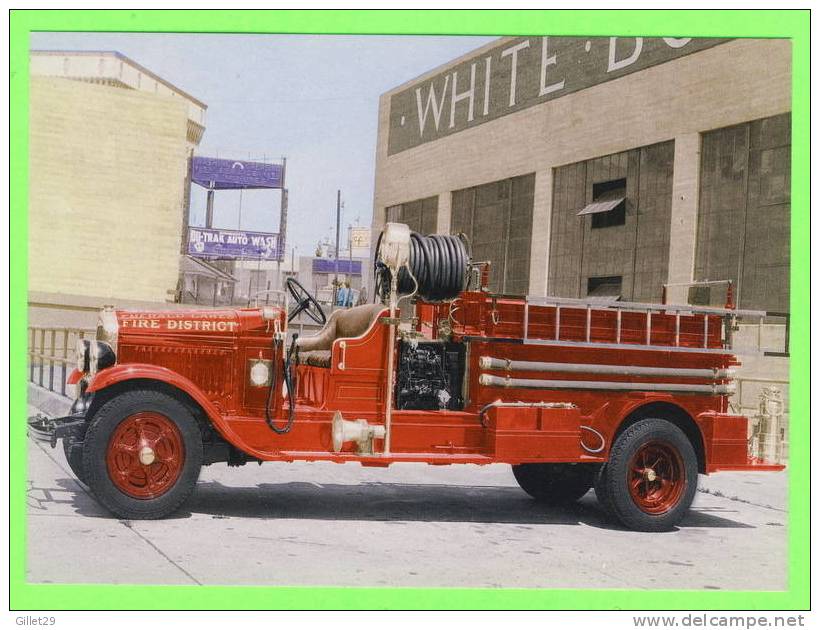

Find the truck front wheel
[[512, 463, 598, 504], [82, 390, 203, 519], [63, 435, 87, 484], [596, 418, 698, 532]]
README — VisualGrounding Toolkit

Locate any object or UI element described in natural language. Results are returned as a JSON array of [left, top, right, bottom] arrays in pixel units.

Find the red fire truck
[[29, 224, 782, 531]]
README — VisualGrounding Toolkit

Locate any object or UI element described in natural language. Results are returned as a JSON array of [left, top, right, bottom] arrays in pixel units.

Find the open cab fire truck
[[29, 223, 783, 531]]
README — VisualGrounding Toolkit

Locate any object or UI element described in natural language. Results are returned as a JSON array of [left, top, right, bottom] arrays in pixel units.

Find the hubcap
[[106, 412, 185, 499], [138, 446, 156, 466], [627, 441, 685, 515]]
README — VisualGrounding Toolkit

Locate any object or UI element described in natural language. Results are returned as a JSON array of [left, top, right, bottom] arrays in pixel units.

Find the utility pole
[[348, 224, 353, 300], [333, 189, 341, 308], [205, 183, 215, 228], [278, 159, 288, 294]]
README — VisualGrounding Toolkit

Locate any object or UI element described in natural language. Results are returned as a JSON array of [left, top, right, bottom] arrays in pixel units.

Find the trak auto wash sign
[[387, 36, 729, 155], [188, 227, 282, 260]]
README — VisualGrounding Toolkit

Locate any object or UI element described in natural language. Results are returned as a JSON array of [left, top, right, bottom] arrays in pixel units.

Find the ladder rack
[[520, 296, 766, 354]]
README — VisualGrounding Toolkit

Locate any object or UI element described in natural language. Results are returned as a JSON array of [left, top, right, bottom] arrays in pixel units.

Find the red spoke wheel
[[627, 441, 685, 515], [106, 412, 185, 499], [595, 418, 698, 532], [83, 390, 203, 520]]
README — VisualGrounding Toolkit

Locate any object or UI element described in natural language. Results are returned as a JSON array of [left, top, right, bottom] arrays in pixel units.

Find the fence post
[[49, 329, 56, 392], [61, 329, 69, 396], [29, 328, 34, 382], [38, 329, 45, 387]]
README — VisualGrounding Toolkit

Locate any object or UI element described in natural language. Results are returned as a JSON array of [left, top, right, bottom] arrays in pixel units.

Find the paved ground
[[27, 403, 787, 590]]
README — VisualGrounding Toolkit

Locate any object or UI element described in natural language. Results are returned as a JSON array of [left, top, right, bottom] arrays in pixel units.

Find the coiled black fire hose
[[374, 231, 470, 303]]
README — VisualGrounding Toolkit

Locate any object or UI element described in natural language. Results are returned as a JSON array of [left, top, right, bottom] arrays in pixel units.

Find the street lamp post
[[333, 189, 341, 308]]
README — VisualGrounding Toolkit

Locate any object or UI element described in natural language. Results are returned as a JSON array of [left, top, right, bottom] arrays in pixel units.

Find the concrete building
[[373, 37, 790, 309], [28, 50, 207, 326], [30, 50, 206, 146], [373, 36, 791, 458]]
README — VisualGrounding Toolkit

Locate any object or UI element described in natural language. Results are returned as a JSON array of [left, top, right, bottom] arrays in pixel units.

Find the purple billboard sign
[[312, 259, 362, 276], [188, 227, 282, 260], [191, 157, 284, 189]]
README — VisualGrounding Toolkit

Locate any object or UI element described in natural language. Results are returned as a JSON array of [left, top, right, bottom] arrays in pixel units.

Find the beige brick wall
[[29, 76, 190, 303], [373, 38, 792, 295]]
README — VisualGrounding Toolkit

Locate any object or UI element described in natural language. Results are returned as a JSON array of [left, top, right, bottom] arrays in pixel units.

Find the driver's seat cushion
[[296, 303, 385, 367]]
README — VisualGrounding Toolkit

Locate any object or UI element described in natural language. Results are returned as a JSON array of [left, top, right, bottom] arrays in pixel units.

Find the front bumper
[[26, 394, 93, 448], [27, 413, 87, 448]]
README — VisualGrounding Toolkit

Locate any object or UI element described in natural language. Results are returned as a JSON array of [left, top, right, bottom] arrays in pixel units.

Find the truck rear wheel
[[596, 418, 698, 532], [512, 463, 597, 504], [82, 390, 203, 519]]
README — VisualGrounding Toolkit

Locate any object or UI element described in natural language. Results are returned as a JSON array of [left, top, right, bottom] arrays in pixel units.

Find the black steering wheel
[[285, 277, 327, 325]]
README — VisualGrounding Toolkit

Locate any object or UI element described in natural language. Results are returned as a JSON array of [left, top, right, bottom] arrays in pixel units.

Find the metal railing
[[28, 327, 95, 397], [760, 311, 790, 357]]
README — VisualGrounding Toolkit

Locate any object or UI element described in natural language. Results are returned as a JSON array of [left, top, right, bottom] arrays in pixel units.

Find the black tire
[[82, 390, 203, 519], [512, 463, 598, 504], [63, 435, 87, 484], [596, 418, 698, 532], [593, 463, 614, 515]]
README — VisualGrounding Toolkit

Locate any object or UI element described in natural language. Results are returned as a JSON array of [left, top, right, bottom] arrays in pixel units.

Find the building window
[[549, 141, 674, 303], [587, 179, 627, 229], [385, 196, 438, 234], [587, 275, 622, 300]]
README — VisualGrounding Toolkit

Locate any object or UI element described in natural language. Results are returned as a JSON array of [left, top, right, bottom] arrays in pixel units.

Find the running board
[[277, 451, 494, 465]]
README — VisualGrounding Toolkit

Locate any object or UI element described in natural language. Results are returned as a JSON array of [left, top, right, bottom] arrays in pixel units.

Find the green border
[[10, 9, 809, 610]]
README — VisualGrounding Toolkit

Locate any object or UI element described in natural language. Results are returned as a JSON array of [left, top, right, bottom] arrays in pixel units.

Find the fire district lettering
[[122, 319, 239, 332]]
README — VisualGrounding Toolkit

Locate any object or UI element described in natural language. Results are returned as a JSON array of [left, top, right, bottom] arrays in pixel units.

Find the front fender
[[86, 363, 224, 428], [85, 363, 275, 460]]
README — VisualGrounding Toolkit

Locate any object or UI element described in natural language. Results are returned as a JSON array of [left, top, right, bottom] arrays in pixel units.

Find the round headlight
[[89, 340, 116, 374], [75, 339, 91, 372], [249, 360, 271, 387], [96, 306, 119, 353]]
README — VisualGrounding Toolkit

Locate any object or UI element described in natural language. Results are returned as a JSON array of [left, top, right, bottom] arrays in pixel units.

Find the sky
[[30, 33, 495, 258]]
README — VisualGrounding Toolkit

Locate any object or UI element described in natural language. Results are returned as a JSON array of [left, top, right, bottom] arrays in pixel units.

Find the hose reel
[[374, 225, 470, 303]]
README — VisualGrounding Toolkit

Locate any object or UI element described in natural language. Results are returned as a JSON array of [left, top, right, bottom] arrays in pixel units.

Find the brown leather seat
[[297, 303, 386, 368]]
